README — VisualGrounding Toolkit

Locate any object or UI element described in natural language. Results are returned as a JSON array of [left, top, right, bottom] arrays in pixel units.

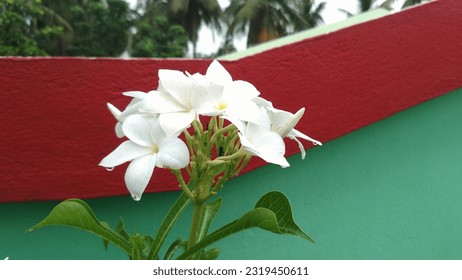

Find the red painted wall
[[1, 0, 462, 202]]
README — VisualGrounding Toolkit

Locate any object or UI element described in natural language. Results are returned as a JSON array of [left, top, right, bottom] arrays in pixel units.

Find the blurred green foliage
[[0, 0, 187, 57], [0, 0, 58, 55]]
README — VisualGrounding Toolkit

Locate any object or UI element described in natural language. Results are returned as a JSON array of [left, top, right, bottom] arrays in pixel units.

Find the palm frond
[[379, 0, 395, 10], [40, 5, 74, 34], [402, 0, 424, 8], [338, 8, 354, 18]]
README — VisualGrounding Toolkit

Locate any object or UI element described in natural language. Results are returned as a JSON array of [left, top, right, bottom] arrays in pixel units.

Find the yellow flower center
[[217, 101, 228, 110], [152, 145, 159, 153]]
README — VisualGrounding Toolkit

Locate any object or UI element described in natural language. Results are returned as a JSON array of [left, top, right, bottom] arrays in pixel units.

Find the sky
[[125, 0, 406, 56]]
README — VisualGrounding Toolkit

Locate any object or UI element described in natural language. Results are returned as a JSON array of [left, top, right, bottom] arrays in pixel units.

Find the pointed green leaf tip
[[255, 191, 314, 242], [29, 199, 132, 254], [176, 191, 313, 259]]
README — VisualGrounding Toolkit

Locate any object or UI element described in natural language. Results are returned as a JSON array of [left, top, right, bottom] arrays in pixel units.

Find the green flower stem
[[207, 116, 217, 135], [192, 119, 203, 137], [184, 130, 195, 155], [205, 159, 226, 167], [171, 169, 194, 201], [231, 155, 252, 176], [185, 165, 192, 177], [202, 176, 226, 202], [219, 117, 225, 130], [188, 202, 204, 250], [215, 148, 246, 162], [226, 133, 240, 153], [206, 124, 236, 153]]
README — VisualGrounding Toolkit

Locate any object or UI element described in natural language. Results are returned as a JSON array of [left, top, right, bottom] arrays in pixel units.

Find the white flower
[[99, 114, 190, 200], [140, 70, 210, 136], [107, 91, 148, 138], [268, 107, 322, 159], [238, 108, 289, 168], [203, 60, 261, 124]]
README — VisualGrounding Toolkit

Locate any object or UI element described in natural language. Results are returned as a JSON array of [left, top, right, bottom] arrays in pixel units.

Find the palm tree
[[296, 0, 326, 30], [38, 0, 76, 55], [341, 0, 428, 17], [226, 0, 325, 48], [135, 0, 168, 24], [140, 0, 222, 57], [167, 0, 222, 57], [339, 0, 394, 17], [402, 0, 426, 8]]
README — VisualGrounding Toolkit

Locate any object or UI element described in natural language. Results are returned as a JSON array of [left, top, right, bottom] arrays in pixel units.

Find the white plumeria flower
[[253, 96, 322, 159], [107, 91, 148, 138], [268, 107, 322, 159], [203, 60, 261, 124], [99, 114, 190, 200], [237, 107, 289, 168], [140, 69, 212, 136]]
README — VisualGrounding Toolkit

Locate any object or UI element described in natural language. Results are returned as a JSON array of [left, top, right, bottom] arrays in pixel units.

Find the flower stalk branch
[[171, 169, 194, 201]]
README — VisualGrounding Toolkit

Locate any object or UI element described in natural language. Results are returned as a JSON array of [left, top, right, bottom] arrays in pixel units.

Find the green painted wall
[[2, 88, 462, 260]]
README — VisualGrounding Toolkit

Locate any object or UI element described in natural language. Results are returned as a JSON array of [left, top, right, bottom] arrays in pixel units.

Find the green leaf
[[189, 198, 223, 260], [115, 217, 130, 241], [129, 233, 154, 260], [163, 238, 188, 260], [29, 199, 132, 255], [199, 247, 220, 260], [197, 198, 222, 241], [176, 191, 313, 260], [147, 191, 191, 259], [100, 221, 111, 251], [101, 218, 130, 251], [255, 191, 314, 242]]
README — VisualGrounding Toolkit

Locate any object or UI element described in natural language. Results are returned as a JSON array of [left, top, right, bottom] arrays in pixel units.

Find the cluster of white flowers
[[100, 60, 321, 200]]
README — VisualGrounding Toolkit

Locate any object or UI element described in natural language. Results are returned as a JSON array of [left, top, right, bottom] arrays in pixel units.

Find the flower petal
[[115, 122, 124, 138], [290, 135, 306, 160], [272, 108, 305, 138], [242, 107, 271, 139], [118, 102, 143, 121], [140, 90, 184, 114], [107, 103, 121, 119], [239, 131, 289, 168], [225, 100, 261, 123], [124, 153, 157, 201], [157, 137, 190, 169], [253, 131, 286, 156], [206, 60, 232, 86], [149, 116, 167, 144], [99, 140, 151, 168], [253, 146, 290, 168], [158, 69, 192, 105], [190, 72, 224, 103], [222, 115, 246, 133], [189, 83, 212, 112], [122, 91, 147, 99], [222, 80, 260, 102], [290, 129, 322, 146], [122, 114, 157, 147], [253, 97, 273, 109], [159, 111, 195, 137]]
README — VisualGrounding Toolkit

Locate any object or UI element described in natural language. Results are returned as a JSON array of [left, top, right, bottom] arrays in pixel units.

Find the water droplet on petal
[[131, 194, 141, 201], [105, 167, 115, 172]]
